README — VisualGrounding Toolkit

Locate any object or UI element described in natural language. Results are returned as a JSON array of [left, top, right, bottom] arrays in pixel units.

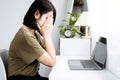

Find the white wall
[[106, 0, 120, 79], [87, 0, 107, 50], [0, 0, 34, 49], [88, 0, 120, 79]]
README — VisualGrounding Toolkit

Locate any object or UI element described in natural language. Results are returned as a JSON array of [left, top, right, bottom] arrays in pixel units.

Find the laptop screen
[[92, 41, 107, 68]]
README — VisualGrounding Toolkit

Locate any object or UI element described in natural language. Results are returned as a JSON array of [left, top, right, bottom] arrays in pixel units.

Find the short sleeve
[[18, 31, 46, 64]]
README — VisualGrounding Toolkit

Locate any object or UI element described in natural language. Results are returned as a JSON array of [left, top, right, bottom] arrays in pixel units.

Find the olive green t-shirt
[[8, 28, 46, 77]]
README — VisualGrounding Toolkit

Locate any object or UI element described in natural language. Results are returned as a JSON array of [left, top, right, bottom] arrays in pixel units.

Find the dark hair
[[23, 0, 56, 30]]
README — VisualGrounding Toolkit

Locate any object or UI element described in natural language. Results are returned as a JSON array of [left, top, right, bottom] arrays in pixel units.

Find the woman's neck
[[22, 25, 35, 35]]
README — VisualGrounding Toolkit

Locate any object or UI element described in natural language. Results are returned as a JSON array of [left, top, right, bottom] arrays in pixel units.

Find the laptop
[[68, 37, 107, 70]]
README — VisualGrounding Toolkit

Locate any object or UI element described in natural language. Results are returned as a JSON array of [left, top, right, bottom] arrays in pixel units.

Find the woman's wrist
[[43, 34, 51, 39]]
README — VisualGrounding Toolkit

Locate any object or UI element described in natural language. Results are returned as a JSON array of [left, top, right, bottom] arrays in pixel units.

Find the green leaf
[[59, 29, 65, 36], [58, 25, 64, 29]]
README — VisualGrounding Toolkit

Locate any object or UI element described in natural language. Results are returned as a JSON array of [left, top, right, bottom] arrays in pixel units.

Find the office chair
[[0, 56, 7, 80], [0, 49, 9, 80]]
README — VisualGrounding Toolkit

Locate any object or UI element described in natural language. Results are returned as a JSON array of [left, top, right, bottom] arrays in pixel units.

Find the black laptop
[[68, 37, 107, 70]]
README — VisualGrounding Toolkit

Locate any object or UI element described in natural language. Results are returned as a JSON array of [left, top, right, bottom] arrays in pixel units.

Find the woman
[[8, 0, 56, 80]]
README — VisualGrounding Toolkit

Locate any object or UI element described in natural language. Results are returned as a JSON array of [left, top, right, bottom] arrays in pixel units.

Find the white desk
[[49, 56, 119, 80]]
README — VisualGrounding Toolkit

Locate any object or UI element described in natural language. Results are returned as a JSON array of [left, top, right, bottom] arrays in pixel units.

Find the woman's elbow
[[49, 60, 56, 67], [52, 60, 56, 66]]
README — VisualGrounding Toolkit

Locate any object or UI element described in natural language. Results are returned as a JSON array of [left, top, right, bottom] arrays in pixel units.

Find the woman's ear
[[34, 10, 40, 19]]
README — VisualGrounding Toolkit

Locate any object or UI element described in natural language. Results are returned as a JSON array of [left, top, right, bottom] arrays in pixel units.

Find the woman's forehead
[[41, 11, 53, 17]]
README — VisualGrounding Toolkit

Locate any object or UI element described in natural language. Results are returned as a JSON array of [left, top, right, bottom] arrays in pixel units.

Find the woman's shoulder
[[20, 27, 35, 38]]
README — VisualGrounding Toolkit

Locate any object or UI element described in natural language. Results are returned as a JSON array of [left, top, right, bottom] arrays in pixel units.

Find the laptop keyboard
[[80, 60, 98, 68]]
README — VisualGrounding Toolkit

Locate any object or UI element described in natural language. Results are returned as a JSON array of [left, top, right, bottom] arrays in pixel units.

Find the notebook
[[68, 37, 107, 70]]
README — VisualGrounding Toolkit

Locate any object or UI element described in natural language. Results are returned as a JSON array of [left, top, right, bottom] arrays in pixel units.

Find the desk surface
[[49, 56, 119, 80]]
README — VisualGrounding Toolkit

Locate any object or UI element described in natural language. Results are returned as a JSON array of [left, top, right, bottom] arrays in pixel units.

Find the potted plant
[[58, 12, 83, 38]]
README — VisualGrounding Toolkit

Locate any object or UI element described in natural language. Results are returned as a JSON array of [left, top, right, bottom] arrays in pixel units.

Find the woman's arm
[[37, 12, 56, 67], [37, 35, 56, 67]]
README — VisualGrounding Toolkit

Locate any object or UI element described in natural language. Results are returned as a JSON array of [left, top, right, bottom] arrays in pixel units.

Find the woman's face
[[37, 11, 53, 27]]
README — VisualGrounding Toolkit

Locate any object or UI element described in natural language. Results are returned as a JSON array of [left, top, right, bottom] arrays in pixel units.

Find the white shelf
[[60, 38, 91, 59]]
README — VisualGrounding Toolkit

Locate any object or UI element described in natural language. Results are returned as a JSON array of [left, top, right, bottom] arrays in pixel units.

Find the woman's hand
[[37, 12, 53, 37]]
